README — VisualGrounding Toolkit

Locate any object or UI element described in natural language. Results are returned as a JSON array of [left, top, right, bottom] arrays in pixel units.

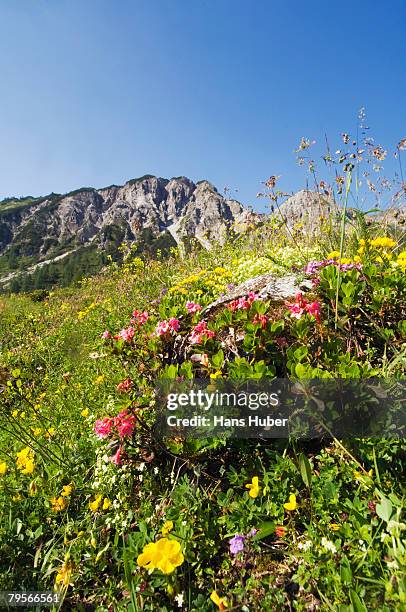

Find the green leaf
[[340, 556, 352, 585], [376, 496, 393, 523], [349, 589, 367, 612], [298, 453, 312, 489], [252, 521, 275, 541]]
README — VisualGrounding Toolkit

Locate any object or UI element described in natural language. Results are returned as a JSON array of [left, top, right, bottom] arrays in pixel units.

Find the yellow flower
[[162, 520, 174, 536], [89, 494, 103, 512], [358, 238, 366, 246], [245, 476, 260, 499], [338, 257, 352, 265], [102, 497, 111, 510], [0, 461, 8, 475], [16, 447, 35, 475], [369, 236, 396, 249], [45, 427, 56, 439], [81, 408, 89, 417], [354, 469, 373, 480], [50, 496, 68, 512], [95, 375, 105, 384], [137, 538, 184, 574], [329, 523, 340, 531], [32, 427, 42, 437], [210, 371, 222, 380], [283, 493, 297, 511], [353, 255, 362, 263], [210, 590, 228, 609], [61, 484, 73, 497], [55, 560, 73, 588], [327, 250, 340, 259]]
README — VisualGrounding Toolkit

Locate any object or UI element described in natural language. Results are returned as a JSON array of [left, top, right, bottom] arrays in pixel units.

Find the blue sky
[[0, 0, 405, 210]]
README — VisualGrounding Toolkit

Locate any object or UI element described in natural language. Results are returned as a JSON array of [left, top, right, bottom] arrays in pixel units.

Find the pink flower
[[94, 417, 113, 438], [168, 318, 180, 332], [156, 320, 170, 336], [102, 330, 111, 339], [114, 410, 136, 438], [108, 446, 123, 465], [155, 318, 179, 336], [253, 314, 268, 328], [186, 301, 202, 313], [286, 293, 321, 323], [131, 310, 149, 326], [119, 326, 135, 342], [116, 378, 133, 393], [189, 321, 215, 344], [306, 301, 321, 323], [228, 293, 259, 312]]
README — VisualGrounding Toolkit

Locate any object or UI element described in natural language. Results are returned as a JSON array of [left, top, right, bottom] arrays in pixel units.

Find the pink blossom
[[119, 326, 135, 342], [228, 293, 259, 311], [116, 378, 133, 393], [108, 446, 123, 465], [102, 330, 111, 339], [306, 301, 321, 323], [186, 301, 202, 313], [94, 417, 113, 438], [253, 314, 268, 328], [117, 417, 136, 438], [131, 310, 149, 326], [189, 321, 215, 344], [155, 320, 171, 336], [168, 318, 180, 332], [286, 293, 321, 323]]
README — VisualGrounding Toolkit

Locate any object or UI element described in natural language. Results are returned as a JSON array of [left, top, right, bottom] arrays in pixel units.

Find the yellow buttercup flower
[[50, 496, 68, 512], [245, 476, 260, 499], [283, 493, 297, 511], [81, 408, 89, 417], [329, 523, 340, 531], [0, 461, 8, 475], [102, 497, 111, 510], [327, 250, 340, 259], [137, 538, 184, 574], [210, 590, 228, 609], [369, 236, 396, 249], [61, 484, 73, 497], [162, 520, 174, 536]]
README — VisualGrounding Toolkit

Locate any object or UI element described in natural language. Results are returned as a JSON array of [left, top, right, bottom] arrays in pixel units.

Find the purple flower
[[247, 528, 258, 537], [229, 534, 245, 555]]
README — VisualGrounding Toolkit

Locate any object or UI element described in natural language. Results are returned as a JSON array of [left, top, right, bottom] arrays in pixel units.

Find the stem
[[334, 171, 352, 329]]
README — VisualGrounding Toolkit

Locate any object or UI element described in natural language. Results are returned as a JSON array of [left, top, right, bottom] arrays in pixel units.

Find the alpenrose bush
[[0, 228, 405, 611]]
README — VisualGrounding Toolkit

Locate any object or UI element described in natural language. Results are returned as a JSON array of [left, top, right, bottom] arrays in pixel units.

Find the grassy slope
[[0, 229, 405, 611]]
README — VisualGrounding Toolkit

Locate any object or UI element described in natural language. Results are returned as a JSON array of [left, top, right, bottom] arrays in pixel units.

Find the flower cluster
[[16, 447, 35, 475], [89, 494, 111, 512], [116, 378, 133, 393], [94, 409, 136, 440], [189, 321, 215, 344], [155, 318, 180, 336], [304, 258, 361, 276], [185, 301, 202, 313], [137, 538, 184, 574], [227, 292, 258, 312], [286, 293, 321, 323]]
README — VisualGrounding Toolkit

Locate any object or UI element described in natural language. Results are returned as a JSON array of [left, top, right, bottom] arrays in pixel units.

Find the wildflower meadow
[[0, 130, 405, 611]]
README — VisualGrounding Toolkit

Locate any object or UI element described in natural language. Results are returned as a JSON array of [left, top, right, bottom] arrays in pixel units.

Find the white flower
[[175, 593, 184, 608], [298, 540, 312, 551], [321, 537, 337, 554]]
